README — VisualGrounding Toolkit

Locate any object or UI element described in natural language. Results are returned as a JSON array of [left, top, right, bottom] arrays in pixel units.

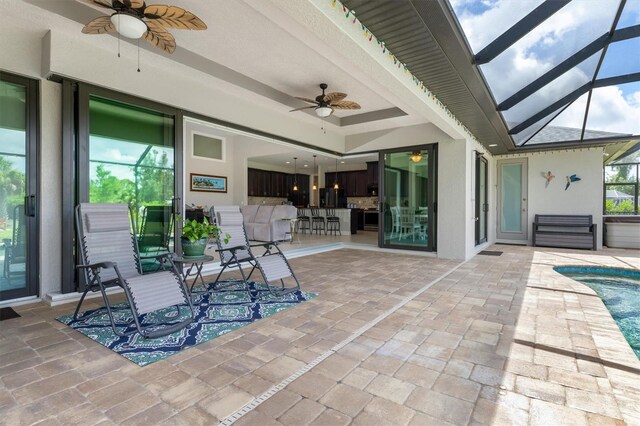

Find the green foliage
[[179, 217, 229, 243], [134, 149, 174, 210], [90, 165, 135, 204], [605, 199, 636, 215], [0, 156, 25, 218]]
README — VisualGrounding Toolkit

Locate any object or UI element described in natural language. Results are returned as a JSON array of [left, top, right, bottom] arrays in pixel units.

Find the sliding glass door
[[380, 145, 436, 251], [61, 84, 182, 292], [475, 154, 488, 245], [88, 96, 176, 263], [0, 73, 38, 301]]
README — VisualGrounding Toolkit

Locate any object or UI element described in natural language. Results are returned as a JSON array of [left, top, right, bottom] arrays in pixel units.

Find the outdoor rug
[[57, 280, 316, 366]]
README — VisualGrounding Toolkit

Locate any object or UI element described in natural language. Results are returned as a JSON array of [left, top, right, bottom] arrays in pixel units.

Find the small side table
[[171, 254, 214, 292]]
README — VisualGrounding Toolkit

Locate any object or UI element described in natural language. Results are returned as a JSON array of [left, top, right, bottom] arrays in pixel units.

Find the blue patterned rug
[[57, 280, 316, 366]]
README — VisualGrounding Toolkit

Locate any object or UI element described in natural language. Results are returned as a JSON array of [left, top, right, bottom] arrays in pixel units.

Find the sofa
[[240, 205, 297, 242]]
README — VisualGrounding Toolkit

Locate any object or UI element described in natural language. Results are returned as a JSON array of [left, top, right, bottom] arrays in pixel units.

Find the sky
[[450, 0, 640, 138]]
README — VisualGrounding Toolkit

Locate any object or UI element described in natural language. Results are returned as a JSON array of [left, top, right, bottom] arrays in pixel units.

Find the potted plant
[[179, 217, 226, 257]]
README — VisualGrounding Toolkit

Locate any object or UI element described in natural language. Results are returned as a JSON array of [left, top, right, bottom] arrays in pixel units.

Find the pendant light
[[312, 155, 317, 190], [293, 157, 298, 192], [333, 157, 339, 190], [410, 151, 423, 163]]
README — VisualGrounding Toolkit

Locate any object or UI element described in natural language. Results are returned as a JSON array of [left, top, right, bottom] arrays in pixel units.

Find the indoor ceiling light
[[315, 106, 333, 117], [489, 144, 498, 147], [111, 13, 148, 39], [410, 152, 423, 163]]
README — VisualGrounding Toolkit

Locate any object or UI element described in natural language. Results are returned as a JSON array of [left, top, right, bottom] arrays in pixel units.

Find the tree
[[0, 156, 25, 218], [134, 148, 174, 208], [89, 164, 135, 205]]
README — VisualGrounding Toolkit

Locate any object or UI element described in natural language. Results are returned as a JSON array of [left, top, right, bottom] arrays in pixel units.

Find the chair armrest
[[216, 244, 249, 253], [76, 261, 116, 270], [140, 253, 173, 261], [250, 241, 278, 248]]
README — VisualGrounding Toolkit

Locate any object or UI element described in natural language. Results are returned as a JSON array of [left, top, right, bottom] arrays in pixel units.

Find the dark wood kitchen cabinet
[[325, 170, 369, 197], [367, 162, 378, 186]]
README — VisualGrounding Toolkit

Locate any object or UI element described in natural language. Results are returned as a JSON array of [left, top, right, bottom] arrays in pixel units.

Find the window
[[192, 132, 224, 161], [604, 161, 639, 215]]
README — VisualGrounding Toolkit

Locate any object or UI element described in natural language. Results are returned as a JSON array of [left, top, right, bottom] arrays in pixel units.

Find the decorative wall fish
[[565, 174, 581, 191]]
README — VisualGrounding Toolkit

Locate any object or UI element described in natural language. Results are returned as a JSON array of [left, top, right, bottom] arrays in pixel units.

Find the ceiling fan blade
[[331, 100, 361, 110], [143, 21, 176, 53], [144, 5, 207, 30], [115, 0, 144, 9], [289, 106, 316, 112], [293, 97, 318, 105], [89, 0, 114, 9], [324, 92, 347, 103], [82, 15, 115, 34]]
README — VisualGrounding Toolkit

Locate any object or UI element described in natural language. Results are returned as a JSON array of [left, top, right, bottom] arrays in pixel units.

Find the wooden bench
[[532, 214, 597, 250]]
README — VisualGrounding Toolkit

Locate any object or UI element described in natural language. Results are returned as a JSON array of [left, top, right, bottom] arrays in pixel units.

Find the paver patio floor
[[1, 245, 639, 425]]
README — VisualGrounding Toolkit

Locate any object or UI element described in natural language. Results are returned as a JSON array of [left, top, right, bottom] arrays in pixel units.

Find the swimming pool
[[554, 266, 640, 359]]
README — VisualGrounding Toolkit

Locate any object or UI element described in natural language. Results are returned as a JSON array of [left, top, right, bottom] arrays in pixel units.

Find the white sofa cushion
[[241, 205, 259, 223], [254, 205, 275, 224]]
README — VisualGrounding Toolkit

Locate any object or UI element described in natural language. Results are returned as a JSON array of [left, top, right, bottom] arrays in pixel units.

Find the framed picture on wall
[[190, 173, 227, 193]]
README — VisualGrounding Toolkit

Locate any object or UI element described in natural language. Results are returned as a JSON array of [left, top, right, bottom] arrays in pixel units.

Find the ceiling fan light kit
[[111, 13, 147, 39], [410, 152, 423, 163], [315, 106, 333, 117]]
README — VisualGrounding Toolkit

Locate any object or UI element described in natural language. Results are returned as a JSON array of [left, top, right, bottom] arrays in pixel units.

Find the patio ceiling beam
[[473, 0, 571, 65], [509, 72, 640, 135], [498, 24, 640, 111]]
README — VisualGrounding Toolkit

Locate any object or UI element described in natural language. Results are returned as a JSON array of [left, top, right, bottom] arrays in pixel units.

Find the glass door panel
[[88, 96, 175, 269], [0, 75, 37, 300], [497, 159, 528, 241], [381, 147, 434, 251]]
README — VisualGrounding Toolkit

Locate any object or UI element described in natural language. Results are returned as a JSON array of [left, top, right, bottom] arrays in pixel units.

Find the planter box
[[604, 218, 640, 249]]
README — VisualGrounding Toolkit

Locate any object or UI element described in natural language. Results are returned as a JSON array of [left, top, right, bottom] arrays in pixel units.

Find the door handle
[[172, 197, 181, 215], [25, 195, 36, 217]]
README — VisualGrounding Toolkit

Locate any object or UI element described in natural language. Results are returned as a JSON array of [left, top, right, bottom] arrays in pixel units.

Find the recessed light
[[488, 144, 498, 147], [340, 161, 345, 164], [285, 161, 291, 164], [304, 164, 308, 167]]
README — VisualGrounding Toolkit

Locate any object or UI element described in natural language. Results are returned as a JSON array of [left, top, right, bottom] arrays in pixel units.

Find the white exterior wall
[[494, 148, 604, 249]]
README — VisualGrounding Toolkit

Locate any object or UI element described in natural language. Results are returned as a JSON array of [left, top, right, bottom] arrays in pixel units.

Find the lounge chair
[[74, 203, 194, 339], [2, 205, 26, 284], [211, 210, 301, 299]]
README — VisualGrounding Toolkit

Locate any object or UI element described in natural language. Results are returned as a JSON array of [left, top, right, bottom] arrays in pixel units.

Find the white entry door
[[497, 158, 528, 243]]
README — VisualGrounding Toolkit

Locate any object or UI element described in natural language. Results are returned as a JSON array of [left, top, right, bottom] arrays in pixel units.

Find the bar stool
[[297, 208, 310, 234], [310, 206, 326, 235], [326, 208, 340, 236]]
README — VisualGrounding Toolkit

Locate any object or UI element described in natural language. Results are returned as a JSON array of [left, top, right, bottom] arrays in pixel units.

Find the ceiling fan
[[82, 0, 207, 54], [291, 83, 361, 117]]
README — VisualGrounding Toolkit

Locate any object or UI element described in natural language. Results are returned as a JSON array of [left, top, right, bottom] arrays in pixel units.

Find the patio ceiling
[[342, 0, 640, 153], [20, 0, 432, 135]]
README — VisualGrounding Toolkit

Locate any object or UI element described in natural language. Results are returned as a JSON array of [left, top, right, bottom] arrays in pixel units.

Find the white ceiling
[[161, 0, 394, 118], [8, 0, 434, 138]]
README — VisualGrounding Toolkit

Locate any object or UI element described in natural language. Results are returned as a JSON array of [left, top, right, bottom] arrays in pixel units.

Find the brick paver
[[2, 246, 639, 424]]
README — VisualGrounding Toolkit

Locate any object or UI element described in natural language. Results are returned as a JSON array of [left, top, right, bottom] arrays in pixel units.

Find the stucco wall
[[494, 148, 604, 249]]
